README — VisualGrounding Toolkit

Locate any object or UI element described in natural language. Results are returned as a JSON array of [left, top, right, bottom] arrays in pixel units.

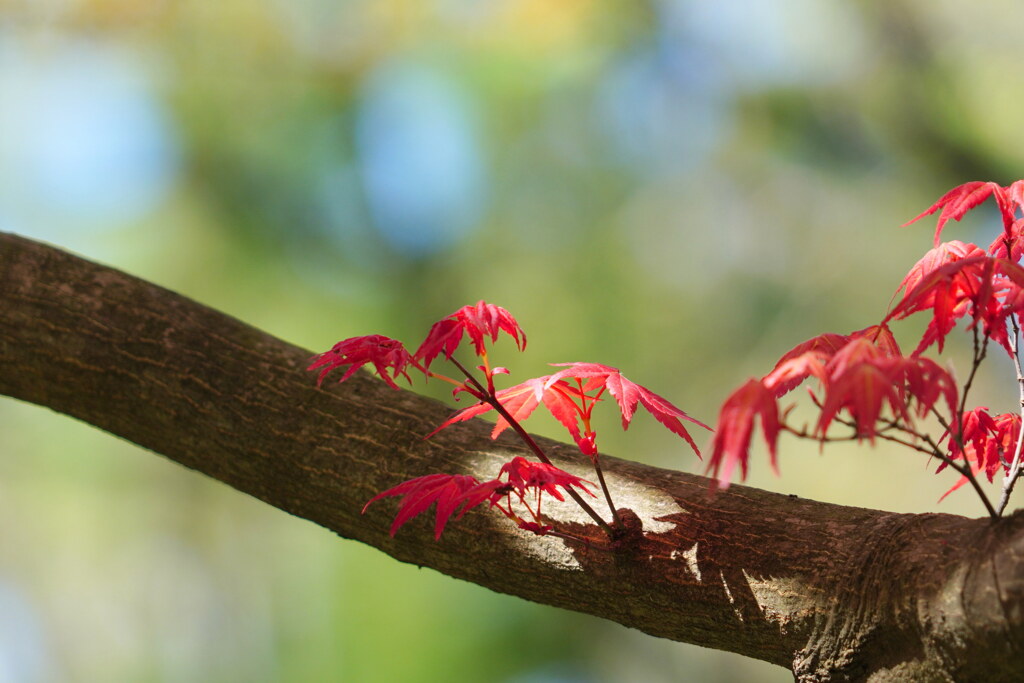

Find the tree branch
[[1, 233, 1022, 681]]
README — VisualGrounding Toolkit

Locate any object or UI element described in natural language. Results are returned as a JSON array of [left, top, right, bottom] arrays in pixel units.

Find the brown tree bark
[[1, 232, 1021, 681]]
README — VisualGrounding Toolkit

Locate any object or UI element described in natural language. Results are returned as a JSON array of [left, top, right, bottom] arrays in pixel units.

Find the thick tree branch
[[1, 233, 1022, 681]]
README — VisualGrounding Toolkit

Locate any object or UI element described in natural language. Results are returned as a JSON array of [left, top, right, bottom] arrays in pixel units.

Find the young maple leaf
[[762, 352, 829, 399], [1007, 179, 1024, 211], [455, 479, 512, 517], [546, 362, 711, 457], [986, 414, 1021, 480], [706, 379, 780, 488], [811, 340, 957, 442], [957, 411, 1019, 481], [413, 300, 526, 370], [815, 339, 911, 442], [899, 356, 958, 422], [515, 521, 553, 536], [904, 181, 1013, 246], [987, 219, 1024, 262], [885, 255, 990, 354], [762, 326, 901, 398], [854, 323, 903, 358], [362, 473, 489, 539], [762, 332, 850, 397], [943, 407, 997, 463], [308, 334, 414, 390], [888, 255, 1024, 356], [893, 241, 986, 307], [939, 411, 1020, 500], [499, 456, 595, 501], [424, 376, 588, 443]]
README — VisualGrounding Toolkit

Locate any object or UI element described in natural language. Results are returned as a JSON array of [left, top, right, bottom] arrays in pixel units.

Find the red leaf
[[943, 407, 996, 463], [885, 255, 990, 354], [424, 398, 494, 439], [899, 356, 958, 423], [816, 339, 909, 441], [763, 332, 849, 396], [1007, 179, 1024, 211], [822, 336, 887, 381], [424, 376, 587, 441], [516, 521, 553, 535], [362, 473, 486, 539], [851, 324, 903, 358], [893, 241, 985, 306], [762, 326, 902, 399], [810, 341, 957, 443], [817, 365, 903, 441], [456, 479, 512, 518], [987, 414, 1021, 480], [547, 362, 710, 457], [542, 383, 593, 444], [763, 352, 828, 398], [988, 218, 1024, 262], [939, 411, 1020, 500], [308, 334, 414, 390], [903, 181, 1011, 246], [943, 411, 1019, 481], [707, 379, 780, 488], [499, 456, 595, 501], [485, 376, 553, 437], [414, 301, 526, 370], [888, 254, 1024, 356]]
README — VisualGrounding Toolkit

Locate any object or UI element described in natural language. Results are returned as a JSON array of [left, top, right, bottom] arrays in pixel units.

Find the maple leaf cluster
[[361, 457, 596, 540], [708, 180, 1024, 516], [429, 362, 706, 459], [310, 301, 708, 540], [311, 180, 1024, 539]]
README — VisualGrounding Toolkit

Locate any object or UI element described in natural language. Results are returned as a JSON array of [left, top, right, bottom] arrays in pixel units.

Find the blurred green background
[[2, 0, 1023, 681]]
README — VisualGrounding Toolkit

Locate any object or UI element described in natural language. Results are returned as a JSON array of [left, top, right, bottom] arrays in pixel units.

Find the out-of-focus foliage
[[2, 0, 1023, 680]]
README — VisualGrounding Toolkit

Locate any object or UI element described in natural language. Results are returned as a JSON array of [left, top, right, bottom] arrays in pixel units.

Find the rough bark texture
[[1, 232, 1022, 681]]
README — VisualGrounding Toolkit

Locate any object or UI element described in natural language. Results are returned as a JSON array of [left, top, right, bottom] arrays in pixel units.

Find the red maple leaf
[[413, 300, 526, 370], [706, 379, 780, 487], [547, 362, 710, 457], [762, 326, 901, 398], [852, 324, 903, 358], [762, 352, 828, 399], [815, 339, 910, 441], [425, 376, 589, 443], [987, 413, 1021, 480], [362, 473, 490, 539], [904, 181, 1013, 246], [885, 255, 990, 354], [939, 410, 1020, 500], [813, 339, 958, 442], [899, 356, 958, 422], [893, 241, 985, 306], [888, 255, 1024, 355], [1007, 179, 1024, 211], [456, 479, 513, 516], [763, 332, 849, 397], [499, 456, 595, 501], [945, 410, 1018, 481], [988, 218, 1024, 262], [308, 334, 414, 390], [943, 407, 997, 463]]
